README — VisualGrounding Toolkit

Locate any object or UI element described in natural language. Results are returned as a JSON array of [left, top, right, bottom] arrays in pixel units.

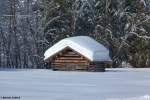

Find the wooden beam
[[53, 60, 88, 63]]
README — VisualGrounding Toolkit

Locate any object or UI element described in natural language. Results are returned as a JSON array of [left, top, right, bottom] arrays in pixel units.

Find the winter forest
[[0, 0, 150, 68]]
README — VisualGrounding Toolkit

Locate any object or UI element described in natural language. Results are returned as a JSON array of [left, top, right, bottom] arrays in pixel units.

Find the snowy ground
[[0, 68, 150, 100]]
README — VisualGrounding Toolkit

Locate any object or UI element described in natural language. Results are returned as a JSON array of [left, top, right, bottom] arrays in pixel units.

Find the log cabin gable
[[49, 46, 91, 63], [48, 47, 92, 70]]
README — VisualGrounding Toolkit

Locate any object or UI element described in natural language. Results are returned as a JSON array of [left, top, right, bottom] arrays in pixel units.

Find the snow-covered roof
[[44, 36, 112, 61]]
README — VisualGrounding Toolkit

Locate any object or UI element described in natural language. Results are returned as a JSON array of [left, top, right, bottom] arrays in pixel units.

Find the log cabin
[[44, 36, 112, 72]]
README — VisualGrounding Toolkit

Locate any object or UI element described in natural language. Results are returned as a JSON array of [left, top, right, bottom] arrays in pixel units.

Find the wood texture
[[48, 47, 110, 71]]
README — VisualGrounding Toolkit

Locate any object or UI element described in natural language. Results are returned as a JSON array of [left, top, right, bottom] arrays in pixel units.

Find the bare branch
[[130, 32, 150, 39]]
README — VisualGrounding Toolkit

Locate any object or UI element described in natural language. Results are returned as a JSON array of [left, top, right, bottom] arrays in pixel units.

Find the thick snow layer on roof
[[44, 36, 111, 61]]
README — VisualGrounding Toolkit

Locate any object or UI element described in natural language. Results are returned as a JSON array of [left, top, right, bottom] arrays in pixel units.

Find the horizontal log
[[51, 65, 88, 70], [53, 60, 88, 63], [65, 51, 77, 55], [61, 54, 80, 57], [56, 57, 84, 60], [51, 63, 89, 66]]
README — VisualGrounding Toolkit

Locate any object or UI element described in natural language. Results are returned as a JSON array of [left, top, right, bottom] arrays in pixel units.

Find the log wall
[[51, 48, 90, 71], [49, 47, 110, 72]]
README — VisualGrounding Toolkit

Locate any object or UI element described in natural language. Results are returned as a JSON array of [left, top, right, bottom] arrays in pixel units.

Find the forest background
[[0, 0, 150, 68]]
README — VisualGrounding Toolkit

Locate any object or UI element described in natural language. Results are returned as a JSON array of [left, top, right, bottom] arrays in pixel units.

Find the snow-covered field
[[0, 68, 150, 100]]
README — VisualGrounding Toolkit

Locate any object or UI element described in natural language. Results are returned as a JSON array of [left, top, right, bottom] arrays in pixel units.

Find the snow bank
[[1, 68, 150, 100], [106, 95, 150, 100], [44, 36, 111, 61]]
